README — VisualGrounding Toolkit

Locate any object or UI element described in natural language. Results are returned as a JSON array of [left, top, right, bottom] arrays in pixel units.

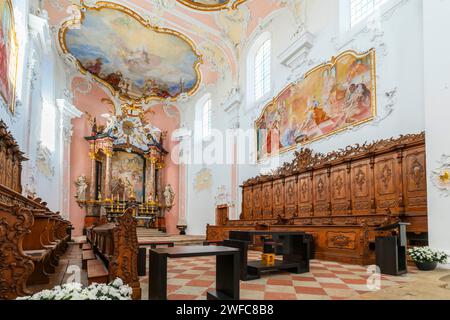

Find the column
[[104, 149, 113, 200], [89, 148, 97, 201], [57, 99, 83, 220], [145, 151, 157, 202]]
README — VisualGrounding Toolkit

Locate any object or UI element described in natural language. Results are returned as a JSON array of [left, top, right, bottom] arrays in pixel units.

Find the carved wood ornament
[[208, 133, 428, 265]]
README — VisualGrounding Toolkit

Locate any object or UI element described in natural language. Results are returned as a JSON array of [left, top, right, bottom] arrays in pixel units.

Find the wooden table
[[149, 246, 240, 300], [224, 231, 311, 281]]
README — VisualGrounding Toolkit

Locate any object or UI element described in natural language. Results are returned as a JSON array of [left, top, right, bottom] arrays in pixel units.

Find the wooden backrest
[[241, 133, 427, 226], [0, 121, 27, 194], [22, 214, 50, 251], [0, 204, 34, 299]]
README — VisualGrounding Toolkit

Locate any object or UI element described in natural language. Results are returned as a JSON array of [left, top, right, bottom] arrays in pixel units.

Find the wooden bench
[[86, 208, 141, 299], [22, 213, 54, 285], [0, 204, 35, 299], [82, 250, 97, 269], [0, 120, 71, 299], [82, 243, 92, 250], [87, 259, 109, 285]]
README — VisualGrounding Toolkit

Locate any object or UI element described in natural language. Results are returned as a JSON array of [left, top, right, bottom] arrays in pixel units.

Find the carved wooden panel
[[351, 159, 374, 215], [262, 182, 273, 218], [313, 169, 331, 216], [110, 209, 141, 300], [272, 179, 285, 217], [252, 185, 262, 219], [374, 152, 403, 213], [284, 176, 297, 218], [327, 232, 357, 250], [0, 205, 34, 300], [298, 172, 313, 217], [331, 164, 350, 215], [242, 186, 253, 219], [403, 146, 427, 213], [0, 121, 26, 193]]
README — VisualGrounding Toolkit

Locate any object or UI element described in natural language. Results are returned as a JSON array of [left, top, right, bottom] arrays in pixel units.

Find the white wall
[[181, 0, 427, 235], [423, 0, 450, 261]]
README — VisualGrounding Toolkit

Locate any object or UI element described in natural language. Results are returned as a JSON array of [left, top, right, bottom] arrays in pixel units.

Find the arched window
[[254, 39, 271, 101], [202, 98, 212, 140], [350, 0, 386, 26]]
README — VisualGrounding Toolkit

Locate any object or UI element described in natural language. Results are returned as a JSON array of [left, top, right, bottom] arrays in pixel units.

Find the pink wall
[[69, 79, 181, 236]]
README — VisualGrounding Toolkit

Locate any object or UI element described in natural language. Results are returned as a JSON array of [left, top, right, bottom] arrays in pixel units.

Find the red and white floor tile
[[140, 251, 417, 300]]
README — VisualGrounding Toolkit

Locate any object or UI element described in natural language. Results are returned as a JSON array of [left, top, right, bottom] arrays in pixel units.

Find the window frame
[[246, 31, 272, 109], [254, 39, 271, 102], [202, 97, 212, 140]]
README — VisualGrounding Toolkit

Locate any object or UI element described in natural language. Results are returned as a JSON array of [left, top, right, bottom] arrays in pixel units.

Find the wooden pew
[[0, 120, 71, 298], [86, 208, 141, 299], [22, 212, 54, 285], [0, 204, 35, 300]]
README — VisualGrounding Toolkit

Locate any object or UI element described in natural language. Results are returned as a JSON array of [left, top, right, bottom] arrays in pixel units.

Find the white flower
[[112, 278, 124, 288], [16, 280, 132, 300]]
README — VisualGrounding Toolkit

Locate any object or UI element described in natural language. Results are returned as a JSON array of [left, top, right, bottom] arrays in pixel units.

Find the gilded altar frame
[[58, 1, 203, 104], [0, 0, 18, 114], [255, 49, 377, 163]]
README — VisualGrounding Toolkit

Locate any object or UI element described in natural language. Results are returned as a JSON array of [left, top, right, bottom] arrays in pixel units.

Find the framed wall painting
[[0, 0, 18, 113], [255, 49, 377, 162]]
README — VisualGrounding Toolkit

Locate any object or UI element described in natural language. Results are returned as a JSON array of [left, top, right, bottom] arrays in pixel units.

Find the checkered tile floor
[[140, 251, 418, 300]]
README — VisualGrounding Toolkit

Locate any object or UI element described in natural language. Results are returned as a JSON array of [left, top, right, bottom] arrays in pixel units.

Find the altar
[[75, 105, 174, 232]]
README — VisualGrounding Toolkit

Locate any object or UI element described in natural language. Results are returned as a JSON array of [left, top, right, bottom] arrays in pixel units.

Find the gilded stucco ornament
[[176, 0, 248, 11]]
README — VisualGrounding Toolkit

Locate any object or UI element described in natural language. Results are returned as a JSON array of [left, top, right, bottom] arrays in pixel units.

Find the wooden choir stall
[[85, 207, 141, 299], [0, 121, 71, 300], [207, 133, 428, 265], [77, 110, 169, 233]]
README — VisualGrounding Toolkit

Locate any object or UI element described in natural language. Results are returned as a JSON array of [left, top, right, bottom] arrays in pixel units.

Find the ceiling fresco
[[176, 0, 248, 11], [45, 0, 296, 106], [59, 2, 203, 103]]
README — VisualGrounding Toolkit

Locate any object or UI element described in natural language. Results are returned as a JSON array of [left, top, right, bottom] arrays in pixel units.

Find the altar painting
[[112, 151, 145, 202], [256, 50, 376, 161], [0, 0, 17, 113], [60, 2, 202, 102]]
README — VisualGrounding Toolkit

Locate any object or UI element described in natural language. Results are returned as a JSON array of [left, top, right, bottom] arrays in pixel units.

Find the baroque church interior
[[1, 0, 450, 302]]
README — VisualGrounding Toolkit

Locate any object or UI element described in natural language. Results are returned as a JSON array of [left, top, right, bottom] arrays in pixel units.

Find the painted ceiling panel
[[59, 2, 202, 102]]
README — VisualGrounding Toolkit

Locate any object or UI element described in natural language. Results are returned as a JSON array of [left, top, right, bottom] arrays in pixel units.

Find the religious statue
[[163, 184, 175, 211], [75, 175, 88, 204]]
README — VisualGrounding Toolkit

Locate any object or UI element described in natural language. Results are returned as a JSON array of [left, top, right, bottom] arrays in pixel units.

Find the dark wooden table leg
[[149, 251, 168, 300], [207, 252, 240, 300], [223, 239, 255, 281]]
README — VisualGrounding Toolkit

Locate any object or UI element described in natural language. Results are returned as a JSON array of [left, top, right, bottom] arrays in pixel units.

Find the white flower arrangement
[[17, 278, 133, 300], [408, 246, 448, 264]]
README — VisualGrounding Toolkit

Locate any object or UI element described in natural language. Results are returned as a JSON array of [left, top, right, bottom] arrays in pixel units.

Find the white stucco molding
[[57, 98, 83, 119], [278, 31, 315, 71], [28, 13, 52, 55], [57, 99, 83, 143]]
